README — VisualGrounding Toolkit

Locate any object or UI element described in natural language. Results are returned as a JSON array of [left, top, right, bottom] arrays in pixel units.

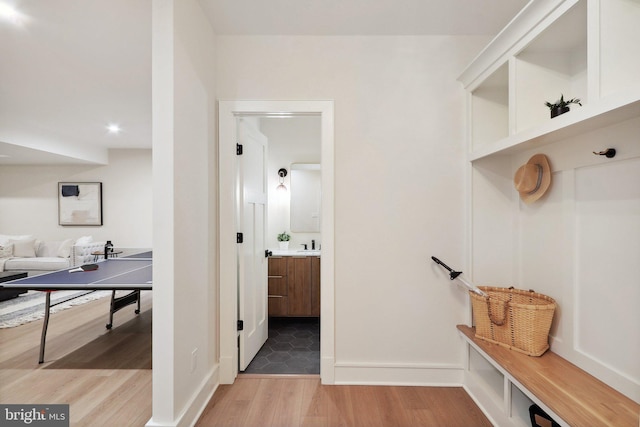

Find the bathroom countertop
[[270, 249, 321, 257]]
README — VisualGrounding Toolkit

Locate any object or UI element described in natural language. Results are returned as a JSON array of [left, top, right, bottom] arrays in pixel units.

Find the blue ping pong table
[[0, 252, 152, 363]]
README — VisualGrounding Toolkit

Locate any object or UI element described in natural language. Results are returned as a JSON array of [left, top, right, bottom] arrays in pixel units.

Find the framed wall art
[[58, 182, 103, 226]]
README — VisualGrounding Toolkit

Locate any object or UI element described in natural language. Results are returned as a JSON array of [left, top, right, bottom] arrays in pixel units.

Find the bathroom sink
[[269, 249, 321, 256], [296, 250, 321, 256]]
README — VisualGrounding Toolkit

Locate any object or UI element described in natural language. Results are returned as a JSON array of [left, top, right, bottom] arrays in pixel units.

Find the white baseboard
[[145, 364, 219, 427], [219, 355, 236, 384], [332, 362, 464, 386], [321, 356, 335, 384]]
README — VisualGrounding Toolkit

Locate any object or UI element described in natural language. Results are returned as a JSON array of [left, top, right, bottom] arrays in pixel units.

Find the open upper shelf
[[513, 0, 587, 134], [470, 64, 509, 150], [470, 88, 640, 161], [460, 0, 640, 162]]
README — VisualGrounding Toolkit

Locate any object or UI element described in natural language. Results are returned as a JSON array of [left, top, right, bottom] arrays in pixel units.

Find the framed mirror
[[290, 163, 321, 232]]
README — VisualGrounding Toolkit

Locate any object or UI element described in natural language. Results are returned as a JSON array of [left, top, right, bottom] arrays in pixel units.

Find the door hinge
[[236, 143, 243, 155], [237, 233, 243, 243], [237, 320, 244, 331]]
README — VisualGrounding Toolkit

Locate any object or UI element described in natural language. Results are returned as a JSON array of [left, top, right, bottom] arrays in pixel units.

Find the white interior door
[[218, 100, 334, 384], [237, 118, 269, 371]]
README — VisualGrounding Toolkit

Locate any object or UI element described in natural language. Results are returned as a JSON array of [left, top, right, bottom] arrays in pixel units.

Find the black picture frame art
[[58, 182, 103, 226]]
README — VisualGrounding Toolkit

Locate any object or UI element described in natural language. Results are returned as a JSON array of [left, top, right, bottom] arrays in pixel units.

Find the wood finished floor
[[0, 291, 152, 426], [1, 292, 491, 427], [197, 377, 492, 427]]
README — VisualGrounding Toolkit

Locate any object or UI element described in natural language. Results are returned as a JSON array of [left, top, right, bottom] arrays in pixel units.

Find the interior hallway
[[0, 294, 491, 426], [197, 377, 491, 426]]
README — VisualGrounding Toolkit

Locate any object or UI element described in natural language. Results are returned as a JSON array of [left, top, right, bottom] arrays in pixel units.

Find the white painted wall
[[260, 116, 321, 250], [0, 149, 151, 246], [217, 36, 489, 382], [150, 0, 217, 425]]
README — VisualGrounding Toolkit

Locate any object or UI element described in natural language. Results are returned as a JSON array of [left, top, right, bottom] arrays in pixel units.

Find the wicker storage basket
[[470, 286, 556, 356]]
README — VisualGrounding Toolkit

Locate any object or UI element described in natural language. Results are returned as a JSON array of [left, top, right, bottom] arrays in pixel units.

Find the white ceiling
[[0, 0, 152, 165], [0, 0, 528, 165], [202, 0, 529, 36]]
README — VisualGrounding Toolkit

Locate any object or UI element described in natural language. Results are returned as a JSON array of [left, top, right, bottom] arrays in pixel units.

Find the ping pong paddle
[[69, 264, 99, 273]]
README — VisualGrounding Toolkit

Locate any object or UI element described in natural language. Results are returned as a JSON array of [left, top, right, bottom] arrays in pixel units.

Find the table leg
[[106, 290, 140, 329], [39, 292, 51, 364], [107, 290, 116, 329]]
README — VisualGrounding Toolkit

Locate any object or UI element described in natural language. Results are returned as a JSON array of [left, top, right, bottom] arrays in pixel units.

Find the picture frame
[[58, 182, 103, 226]]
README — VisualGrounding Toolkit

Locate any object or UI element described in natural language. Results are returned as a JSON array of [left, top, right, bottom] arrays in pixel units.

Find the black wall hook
[[593, 148, 616, 158]]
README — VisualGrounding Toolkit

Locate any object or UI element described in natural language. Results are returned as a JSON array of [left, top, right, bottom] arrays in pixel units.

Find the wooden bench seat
[[457, 325, 639, 427]]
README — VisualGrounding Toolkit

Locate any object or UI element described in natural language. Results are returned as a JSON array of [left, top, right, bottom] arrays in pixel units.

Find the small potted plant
[[545, 94, 582, 118], [277, 231, 290, 250]]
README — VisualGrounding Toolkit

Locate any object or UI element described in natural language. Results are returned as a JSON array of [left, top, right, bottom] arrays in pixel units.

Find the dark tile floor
[[243, 317, 320, 375]]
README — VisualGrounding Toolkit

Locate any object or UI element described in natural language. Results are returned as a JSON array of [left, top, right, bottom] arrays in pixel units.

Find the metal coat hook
[[593, 148, 616, 158]]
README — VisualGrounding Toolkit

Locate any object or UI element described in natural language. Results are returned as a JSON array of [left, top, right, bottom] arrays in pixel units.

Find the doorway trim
[[218, 100, 335, 384]]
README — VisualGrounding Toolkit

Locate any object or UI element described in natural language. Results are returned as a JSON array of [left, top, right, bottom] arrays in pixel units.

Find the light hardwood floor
[[197, 377, 492, 427], [1, 293, 491, 427], [0, 291, 152, 426]]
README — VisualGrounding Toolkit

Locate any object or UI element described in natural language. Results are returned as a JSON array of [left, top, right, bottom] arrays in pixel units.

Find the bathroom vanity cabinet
[[268, 256, 289, 316], [268, 256, 320, 317]]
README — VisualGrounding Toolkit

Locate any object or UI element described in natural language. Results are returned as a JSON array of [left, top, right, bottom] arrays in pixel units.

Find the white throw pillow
[[57, 239, 75, 258], [0, 234, 33, 246], [10, 238, 37, 258], [75, 235, 93, 245], [0, 244, 13, 258]]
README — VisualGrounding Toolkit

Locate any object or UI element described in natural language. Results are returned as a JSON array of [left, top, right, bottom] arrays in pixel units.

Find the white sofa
[[0, 235, 106, 276]]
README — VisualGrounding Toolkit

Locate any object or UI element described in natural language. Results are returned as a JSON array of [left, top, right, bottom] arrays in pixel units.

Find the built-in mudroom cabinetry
[[459, 0, 640, 426], [268, 256, 320, 317]]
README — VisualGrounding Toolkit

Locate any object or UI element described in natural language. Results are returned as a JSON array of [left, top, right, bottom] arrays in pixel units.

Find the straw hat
[[514, 154, 551, 204]]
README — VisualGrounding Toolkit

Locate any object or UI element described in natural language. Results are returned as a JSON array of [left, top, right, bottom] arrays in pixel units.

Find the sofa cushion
[[35, 240, 53, 257], [57, 239, 75, 258], [10, 239, 37, 258], [4, 257, 70, 271], [0, 234, 33, 246], [0, 245, 13, 258], [75, 235, 93, 245], [35, 240, 71, 258]]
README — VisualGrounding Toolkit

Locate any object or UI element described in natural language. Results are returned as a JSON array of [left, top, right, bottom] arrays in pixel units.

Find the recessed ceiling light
[[107, 124, 121, 134]]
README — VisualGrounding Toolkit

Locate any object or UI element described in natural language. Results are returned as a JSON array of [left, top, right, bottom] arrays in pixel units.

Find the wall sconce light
[[277, 168, 288, 192]]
